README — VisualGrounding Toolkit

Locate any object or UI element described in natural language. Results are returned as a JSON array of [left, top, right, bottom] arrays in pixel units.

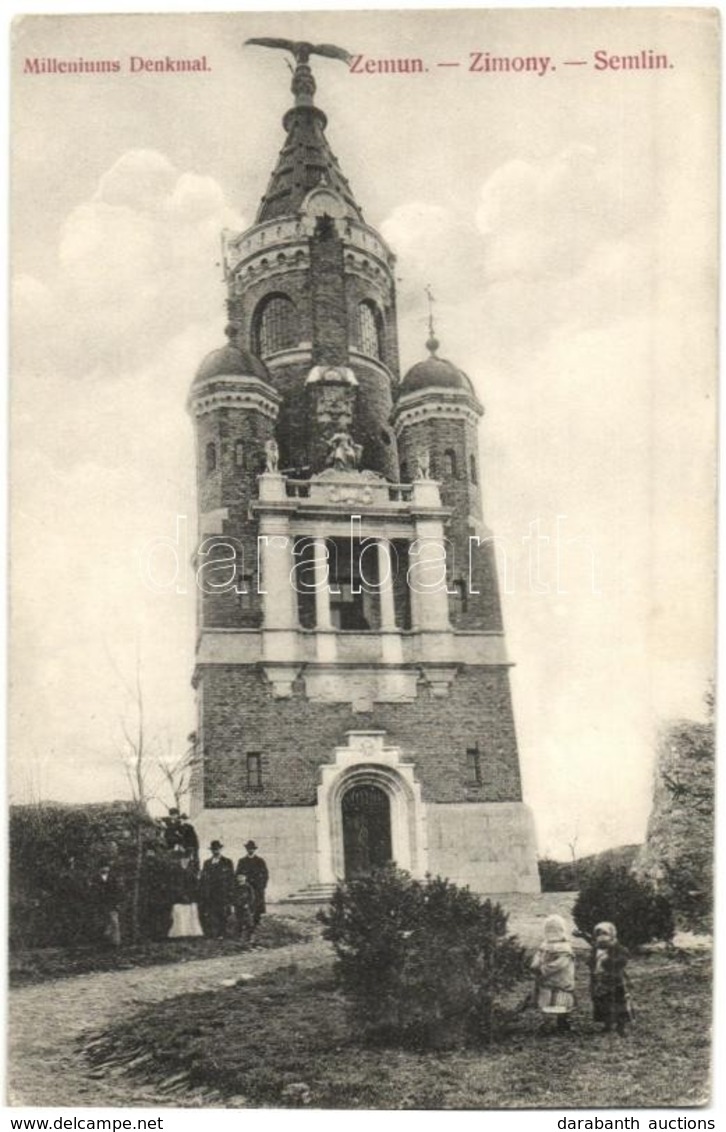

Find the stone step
[[278, 883, 338, 904]]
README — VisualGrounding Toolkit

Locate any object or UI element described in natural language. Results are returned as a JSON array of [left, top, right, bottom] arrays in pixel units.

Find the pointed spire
[[249, 42, 363, 224]]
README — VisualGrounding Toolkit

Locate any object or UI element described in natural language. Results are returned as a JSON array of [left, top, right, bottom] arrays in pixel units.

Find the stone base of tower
[[426, 802, 541, 895], [193, 806, 317, 903], [193, 800, 540, 900]]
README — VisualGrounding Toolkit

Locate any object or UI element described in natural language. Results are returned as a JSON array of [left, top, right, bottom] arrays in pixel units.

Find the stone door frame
[[315, 730, 428, 884]]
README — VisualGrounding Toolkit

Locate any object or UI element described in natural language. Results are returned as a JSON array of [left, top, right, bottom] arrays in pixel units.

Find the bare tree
[[111, 649, 161, 942], [110, 646, 169, 813], [156, 732, 199, 813], [120, 662, 153, 811], [565, 823, 581, 887]]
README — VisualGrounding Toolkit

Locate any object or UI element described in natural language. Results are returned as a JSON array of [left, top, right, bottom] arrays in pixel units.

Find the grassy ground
[[9, 915, 310, 986], [82, 947, 711, 1109]]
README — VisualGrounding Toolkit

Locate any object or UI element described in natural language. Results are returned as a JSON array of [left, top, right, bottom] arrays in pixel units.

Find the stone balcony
[[256, 469, 442, 515]]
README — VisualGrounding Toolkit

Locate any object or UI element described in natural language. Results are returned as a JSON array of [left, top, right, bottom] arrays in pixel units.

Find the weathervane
[[425, 284, 439, 354], [245, 38, 352, 107]]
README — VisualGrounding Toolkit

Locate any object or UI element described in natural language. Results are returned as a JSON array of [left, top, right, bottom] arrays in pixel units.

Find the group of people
[[154, 835, 269, 943], [90, 812, 270, 948], [531, 915, 632, 1036], [194, 838, 270, 940]]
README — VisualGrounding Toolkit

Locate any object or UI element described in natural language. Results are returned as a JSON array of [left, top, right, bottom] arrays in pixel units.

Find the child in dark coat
[[589, 921, 632, 1035]]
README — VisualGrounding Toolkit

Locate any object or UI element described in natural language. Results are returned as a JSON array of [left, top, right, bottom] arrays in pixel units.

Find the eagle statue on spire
[[245, 38, 352, 66]]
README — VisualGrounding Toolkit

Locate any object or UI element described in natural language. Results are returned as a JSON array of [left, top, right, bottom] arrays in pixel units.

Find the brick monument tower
[[188, 43, 540, 898]]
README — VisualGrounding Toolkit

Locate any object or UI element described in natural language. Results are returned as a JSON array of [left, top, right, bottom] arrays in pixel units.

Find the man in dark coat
[[89, 862, 122, 947], [235, 841, 269, 925], [162, 809, 199, 865], [140, 845, 173, 940], [178, 814, 200, 865], [199, 840, 235, 938]]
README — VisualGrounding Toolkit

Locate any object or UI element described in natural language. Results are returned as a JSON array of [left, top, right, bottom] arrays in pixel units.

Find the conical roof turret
[[252, 46, 363, 223]]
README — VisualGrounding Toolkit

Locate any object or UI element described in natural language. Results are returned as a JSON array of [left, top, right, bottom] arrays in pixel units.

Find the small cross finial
[[425, 285, 439, 355]]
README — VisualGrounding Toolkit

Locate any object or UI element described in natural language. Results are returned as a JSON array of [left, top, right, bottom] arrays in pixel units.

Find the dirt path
[[8, 930, 333, 1108], [7, 893, 579, 1108]]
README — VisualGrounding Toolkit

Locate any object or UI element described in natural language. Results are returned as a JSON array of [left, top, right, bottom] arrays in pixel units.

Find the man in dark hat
[[235, 841, 269, 926], [199, 839, 235, 938], [161, 807, 199, 866], [178, 813, 199, 866], [161, 808, 183, 851]]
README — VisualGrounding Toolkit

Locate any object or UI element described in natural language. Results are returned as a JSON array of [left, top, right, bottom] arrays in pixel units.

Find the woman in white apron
[[168, 851, 203, 938]]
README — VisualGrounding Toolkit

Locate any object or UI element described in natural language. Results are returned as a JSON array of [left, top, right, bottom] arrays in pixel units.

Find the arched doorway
[[342, 783, 392, 878]]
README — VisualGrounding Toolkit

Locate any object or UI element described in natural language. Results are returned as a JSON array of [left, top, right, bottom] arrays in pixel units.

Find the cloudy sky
[[10, 9, 717, 858]]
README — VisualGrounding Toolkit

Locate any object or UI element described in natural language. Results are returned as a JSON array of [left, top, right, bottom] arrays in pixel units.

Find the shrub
[[318, 866, 528, 1049], [538, 857, 578, 891], [572, 863, 675, 950], [9, 802, 157, 949]]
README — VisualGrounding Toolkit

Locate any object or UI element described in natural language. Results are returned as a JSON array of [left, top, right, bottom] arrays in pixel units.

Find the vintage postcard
[[8, 7, 718, 1113]]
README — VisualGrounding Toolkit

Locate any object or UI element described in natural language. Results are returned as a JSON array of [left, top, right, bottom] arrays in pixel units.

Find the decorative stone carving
[[327, 483, 374, 505], [326, 431, 363, 472], [307, 466, 391, 507], [261, 663, 303, 698], [305, 365, 360, 469], [415, 448, 431, 479], [264, 438, 279, 473], [317, 384, 355, 434], [420, 664, 459, 697], [304, 667, 419, 707]]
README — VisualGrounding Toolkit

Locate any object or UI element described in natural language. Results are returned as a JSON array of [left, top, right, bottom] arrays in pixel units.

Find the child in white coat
[[531, 914, 576, 1033]]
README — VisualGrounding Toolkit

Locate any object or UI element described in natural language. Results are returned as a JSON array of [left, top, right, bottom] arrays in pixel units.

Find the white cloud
[[10, 150, 239, 804], [14, 148, 246, 377]]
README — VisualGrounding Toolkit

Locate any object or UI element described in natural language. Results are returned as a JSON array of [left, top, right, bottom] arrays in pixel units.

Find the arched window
[[444, 448, 457, 478], [205, 441, 217, 475], [356, 301, 383, 359], [253, 294, 298, 358], [469, 454, 478, 484], [235, 440, 245, 468]]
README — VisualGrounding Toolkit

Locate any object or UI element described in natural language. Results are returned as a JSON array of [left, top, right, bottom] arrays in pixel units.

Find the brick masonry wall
[[233, 266, 313, 349], [265, 362, 311, 473], [194, 404, 278, 628], [199, 663, 522, 809], [398, 415, 502, 631], [351, 362, 400, 480], [310, 221, 348, 366], [344, 269, 400, 379], [225, 236, 400, 479]]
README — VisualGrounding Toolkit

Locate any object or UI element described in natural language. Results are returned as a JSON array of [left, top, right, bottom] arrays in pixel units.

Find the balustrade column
[[258, 512, 298, 661], [377, 537, 403, 664], [313, 537, 336, 661]]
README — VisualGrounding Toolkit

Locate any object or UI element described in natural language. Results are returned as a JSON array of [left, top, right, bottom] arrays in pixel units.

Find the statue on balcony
[[264, 438, 279, 473], [415, 448, 431, 479], [326, 431, 362, 472]]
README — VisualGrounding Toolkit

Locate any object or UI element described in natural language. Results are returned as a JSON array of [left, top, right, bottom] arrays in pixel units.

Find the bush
[[572, 863, 675, 950], [9, 802, 157, 949], [318, 866, 528, 1049], [538, 857, 578, 891]]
